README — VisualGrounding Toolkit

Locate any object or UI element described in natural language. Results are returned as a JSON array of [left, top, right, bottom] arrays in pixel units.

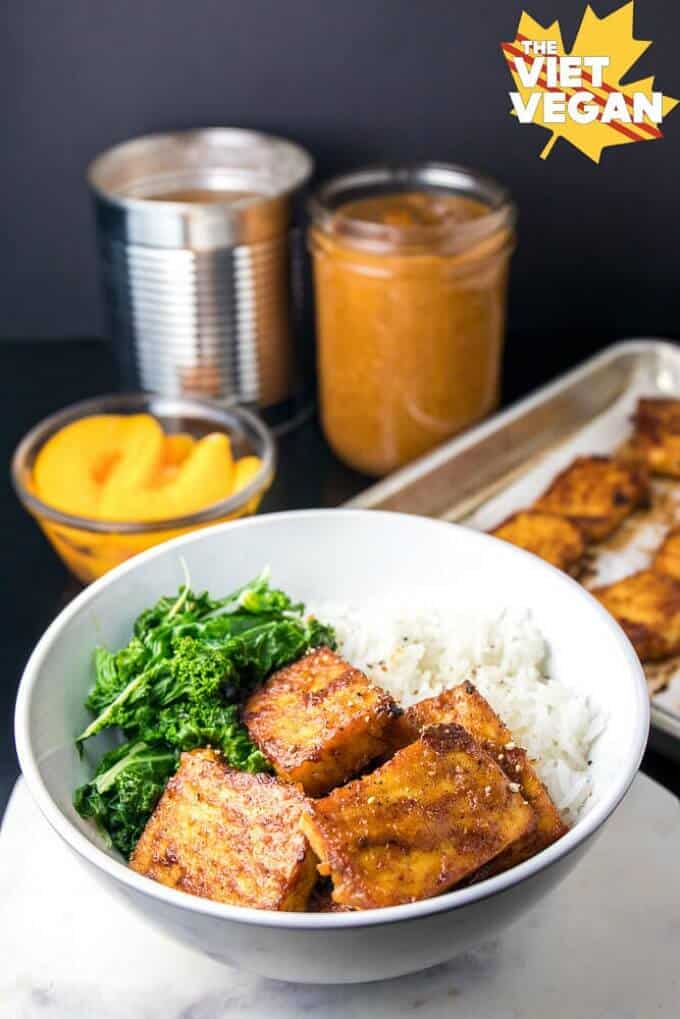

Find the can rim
[[87, 128, 314, 214]]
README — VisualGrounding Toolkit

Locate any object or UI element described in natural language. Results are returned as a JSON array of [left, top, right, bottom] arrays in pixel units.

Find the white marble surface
[[1, 773, 679, 1018]]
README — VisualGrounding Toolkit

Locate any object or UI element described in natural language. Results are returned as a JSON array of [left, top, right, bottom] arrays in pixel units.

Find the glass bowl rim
[[11, 392, 276, 534]]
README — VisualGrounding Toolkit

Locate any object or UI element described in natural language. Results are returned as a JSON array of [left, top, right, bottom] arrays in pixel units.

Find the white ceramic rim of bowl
[[14, 509, 650, 930]]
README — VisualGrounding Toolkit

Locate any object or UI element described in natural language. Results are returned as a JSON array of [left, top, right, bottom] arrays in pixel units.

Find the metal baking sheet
[[347, 339, 680, 751]]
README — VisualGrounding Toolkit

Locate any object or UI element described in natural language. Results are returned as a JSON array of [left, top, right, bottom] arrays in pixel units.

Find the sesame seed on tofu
[[130, 749, 317, 910], [299, 724, 535, 910], [243, 647, 399, 797]]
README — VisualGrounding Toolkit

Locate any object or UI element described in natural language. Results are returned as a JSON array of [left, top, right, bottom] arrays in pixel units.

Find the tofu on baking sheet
[[653, 526, 680, 580], [592, 569, 680, 661], [629, 398, 680, 478], [387, 682, 566, 870], [491, 510, 586, 575], [533, 455, 649, 542], [242, 646, 399, 797], [299, 724, 535, 910], [130, 749, 317, 910]]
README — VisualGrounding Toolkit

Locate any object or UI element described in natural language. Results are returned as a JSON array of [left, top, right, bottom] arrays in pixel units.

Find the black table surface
[[1, 336, 678, 822]]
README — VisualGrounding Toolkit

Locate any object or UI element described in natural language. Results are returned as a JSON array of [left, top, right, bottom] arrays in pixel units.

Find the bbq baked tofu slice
[[388, 682, 566, 868], [491, 510, 586, 575], [243, 647, 398, 797], [130, 749, 317, 910], [629, 398, 680, 478], [533, 455, 649, 542], [592, 569, 680, 661], [299, 724, 535, 910], [653, 527, 680, 580]]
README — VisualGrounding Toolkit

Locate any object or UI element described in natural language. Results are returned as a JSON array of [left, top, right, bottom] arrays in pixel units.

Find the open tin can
[[89, 129, 314, 430]]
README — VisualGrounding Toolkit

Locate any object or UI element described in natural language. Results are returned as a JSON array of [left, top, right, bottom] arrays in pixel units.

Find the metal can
[[88, 129, 314, 430]]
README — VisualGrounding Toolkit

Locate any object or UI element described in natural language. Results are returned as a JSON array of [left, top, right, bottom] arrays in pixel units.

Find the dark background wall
[[3, 0, 679, 373]]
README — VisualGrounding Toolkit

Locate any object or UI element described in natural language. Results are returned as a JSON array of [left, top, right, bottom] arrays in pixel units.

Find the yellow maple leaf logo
[[502, 1, 679, 162]]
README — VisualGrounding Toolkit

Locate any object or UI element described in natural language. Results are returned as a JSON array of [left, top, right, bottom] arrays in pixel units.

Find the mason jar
[[309, 163, 516, 475]]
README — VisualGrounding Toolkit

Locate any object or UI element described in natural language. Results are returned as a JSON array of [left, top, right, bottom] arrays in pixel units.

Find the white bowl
[[14, 510, 649, 984]]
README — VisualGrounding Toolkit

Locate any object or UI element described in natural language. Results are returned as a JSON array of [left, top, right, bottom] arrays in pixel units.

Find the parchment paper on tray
[[351, 341, 680, 746], [462, 348, 680, 723]]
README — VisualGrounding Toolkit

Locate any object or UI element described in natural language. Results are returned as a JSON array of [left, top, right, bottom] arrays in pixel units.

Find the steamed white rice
[[310, 602, 604, 822]]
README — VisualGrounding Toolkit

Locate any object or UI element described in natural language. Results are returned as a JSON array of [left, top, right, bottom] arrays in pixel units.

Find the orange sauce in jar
[[309, 172, 515, 476]]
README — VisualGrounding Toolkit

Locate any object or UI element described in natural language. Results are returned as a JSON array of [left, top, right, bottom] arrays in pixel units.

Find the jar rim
[[308, 162, 516, 255]]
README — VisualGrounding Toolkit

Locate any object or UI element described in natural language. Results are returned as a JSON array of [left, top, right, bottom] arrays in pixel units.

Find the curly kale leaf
[[89, 636, 268, 768], [73, 570, 335, 855], [132, 569, 298, 656], [74, 741, 179, 857], [85, 639, 149, 715], [77, 598, 334, 747], [148, 701, 269, 772]]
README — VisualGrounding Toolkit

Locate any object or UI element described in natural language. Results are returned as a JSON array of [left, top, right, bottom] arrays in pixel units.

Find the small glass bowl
[[11, 393, 276, 584]]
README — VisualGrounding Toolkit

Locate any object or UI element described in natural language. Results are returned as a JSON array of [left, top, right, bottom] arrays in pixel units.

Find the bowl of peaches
[[11, 393, 275, 583]]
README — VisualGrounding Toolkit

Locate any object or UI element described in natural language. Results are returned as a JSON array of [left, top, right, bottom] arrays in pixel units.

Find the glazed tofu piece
[[299, 724, 535, 910], [629, 398, 680, 477], [243, 647, 398, 797], [130, 749, 317, 910], [387, 682, 566, 871], [533, 455, 648, 542], [491, 510, 586, 575], [592, 569, 680, 661], [653, 527, 680, 580]]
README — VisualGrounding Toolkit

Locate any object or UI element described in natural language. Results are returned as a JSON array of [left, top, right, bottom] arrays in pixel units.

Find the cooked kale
[[74, 741, 178, 857], [73, 570, 335, 856]]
